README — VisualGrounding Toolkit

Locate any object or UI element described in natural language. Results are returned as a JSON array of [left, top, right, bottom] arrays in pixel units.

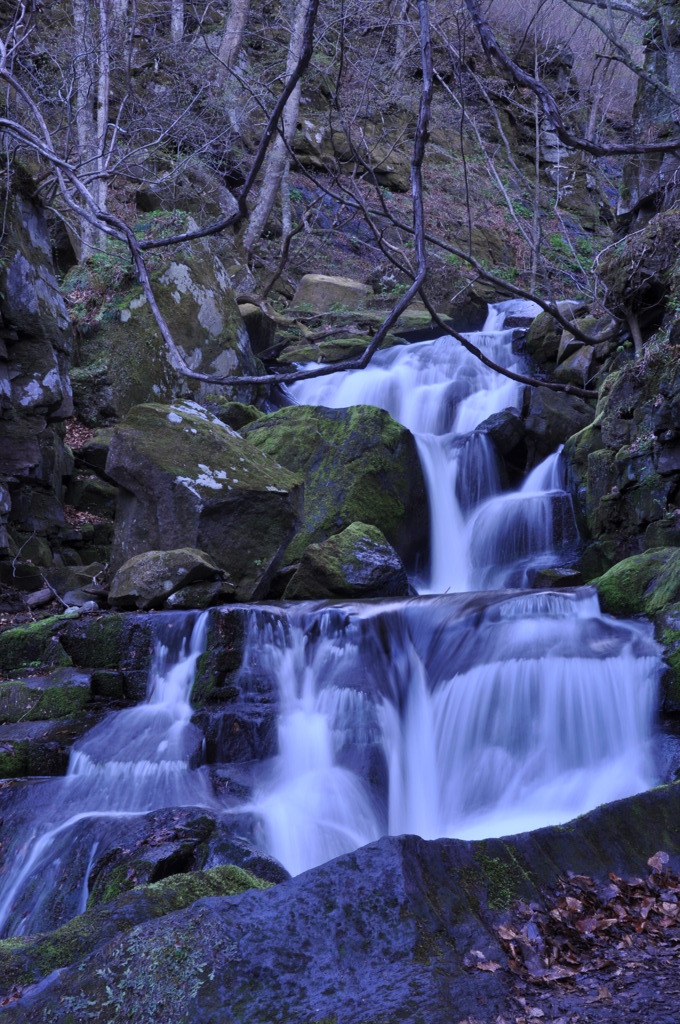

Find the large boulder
[[593, 548, 680, 618], [68, 245, 260, 425], [593, 548, 680, 711], [108, 548, 232, 610], [523, 386, 594, 464], [291, 273, 372, 312], [6, 783, 680, 1023], [242, 404, 427, 564], [106, 402, 302, 600], [284, 522, 411, 599]]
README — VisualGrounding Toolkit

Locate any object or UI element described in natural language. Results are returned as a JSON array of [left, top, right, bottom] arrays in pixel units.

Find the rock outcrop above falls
[[0, 182, 74, 561]]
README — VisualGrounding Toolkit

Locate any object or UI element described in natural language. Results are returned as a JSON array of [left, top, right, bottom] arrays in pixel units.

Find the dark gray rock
[[5, 783, 680, 1023], [108, 548, 231, 611], [284, 522, 412, 599], [106, 401, 302, 600]]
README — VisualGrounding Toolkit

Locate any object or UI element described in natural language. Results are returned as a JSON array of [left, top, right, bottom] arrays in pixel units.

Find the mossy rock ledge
[[105, 401, 302, 600], [242, 403, 427, 564], [593, 548, 680, 710]]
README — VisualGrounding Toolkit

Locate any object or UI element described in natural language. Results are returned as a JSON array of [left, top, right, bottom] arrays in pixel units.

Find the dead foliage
[[496, 851, 680, 986]]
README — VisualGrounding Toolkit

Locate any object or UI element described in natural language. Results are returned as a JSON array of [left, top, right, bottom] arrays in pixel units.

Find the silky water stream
[[0, 300, 666, 936]]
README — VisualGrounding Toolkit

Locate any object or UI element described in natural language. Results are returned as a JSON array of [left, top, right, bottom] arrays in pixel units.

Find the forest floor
[[463, 853, 680, 1024]]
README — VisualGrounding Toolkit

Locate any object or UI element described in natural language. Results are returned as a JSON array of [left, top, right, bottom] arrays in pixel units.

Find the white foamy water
[[246, 594, 661, 875], [289, 299, 578, 591], [0, 612, 214, 937]]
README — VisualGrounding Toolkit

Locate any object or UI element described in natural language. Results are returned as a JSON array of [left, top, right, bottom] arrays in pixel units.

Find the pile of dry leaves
[[461, 852, 680, 1024], [497, 851, 678, 984]]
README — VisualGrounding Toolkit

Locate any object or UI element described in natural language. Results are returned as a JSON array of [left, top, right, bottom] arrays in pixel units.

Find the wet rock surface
[[2, 783, 680, 1023], [284, 521, 412, 599]]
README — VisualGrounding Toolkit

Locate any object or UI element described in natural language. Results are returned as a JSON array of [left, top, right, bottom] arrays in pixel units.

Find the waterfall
[[247, 593, 660, 876], [289, 298, 578, 591], [0, 612, 214, 938], [0, 300, 665, 934]]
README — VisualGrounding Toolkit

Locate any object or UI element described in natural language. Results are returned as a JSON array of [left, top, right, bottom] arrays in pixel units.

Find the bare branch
[[464, 0, 680, 157]]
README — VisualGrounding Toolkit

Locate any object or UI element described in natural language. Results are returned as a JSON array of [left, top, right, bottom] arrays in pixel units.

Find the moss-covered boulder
[[593, 549, 680, 711], [593, 548, 680, 618], [0, 864, 270, 994], [0, 615, 74, 677], [8, 784, 680, 1024], [242, 404, 426, 563], [284, 522, 411, 599], [68, 246, 260, 425], [106, 401, 302, 599], [0, 669, 91, 723], [209, 399, 263, 431], [108, 548, 232, 610]]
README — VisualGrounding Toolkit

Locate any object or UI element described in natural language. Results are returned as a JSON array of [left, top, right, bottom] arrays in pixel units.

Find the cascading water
[[246, 592, 660, 876], [234, 298, 662, 876], [0, 612, 214, 937], [288, 298, 578, 591], [0, 300, 666, 936]]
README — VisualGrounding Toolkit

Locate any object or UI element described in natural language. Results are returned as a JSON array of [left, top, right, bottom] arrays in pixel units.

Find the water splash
[[0, 612, 214, 937], [246, 593, 661, 876]]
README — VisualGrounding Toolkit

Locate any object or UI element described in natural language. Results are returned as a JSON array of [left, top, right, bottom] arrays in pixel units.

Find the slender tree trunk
[[243, 0, 311, 252], [95, 0, 110, 222], [217, 0, 250, 83], [72, 0, 98, 256], [530, 48, 542, 292], [170, 0, 184, 43], [71, 0, 116, 257], [393, 0, 410, 75]]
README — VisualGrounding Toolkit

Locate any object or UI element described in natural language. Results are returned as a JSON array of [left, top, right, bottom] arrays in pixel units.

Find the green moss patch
[[0, 864, 271, 992], [593, 548, 680, 617]]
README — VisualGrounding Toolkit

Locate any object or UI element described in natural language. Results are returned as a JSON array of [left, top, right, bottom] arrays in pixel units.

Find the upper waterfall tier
[[289, 299, 577, 593]]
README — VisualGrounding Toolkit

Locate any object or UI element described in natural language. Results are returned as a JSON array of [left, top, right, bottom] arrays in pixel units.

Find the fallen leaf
[[648, 851, 670, 874], [476, 960, 502, 973]]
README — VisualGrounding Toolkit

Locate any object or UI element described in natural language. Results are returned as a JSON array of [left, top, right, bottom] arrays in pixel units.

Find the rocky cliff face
[[618, 5, 680, 230], [0, 180, 74, 575]]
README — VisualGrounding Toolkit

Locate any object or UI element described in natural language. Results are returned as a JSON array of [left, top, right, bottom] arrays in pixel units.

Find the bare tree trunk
[[393, 0, 411, 75], [70, 0, 115, 257], [72, 0, 98, 256], [95, 0, 110, 223], [530, 49, 542, 292], [625, 307, 644, 358], [111, 0, 129, 16], [217, 0, 250, 83], [170, 0, 184, 43], [242, 0, 311, 252]]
